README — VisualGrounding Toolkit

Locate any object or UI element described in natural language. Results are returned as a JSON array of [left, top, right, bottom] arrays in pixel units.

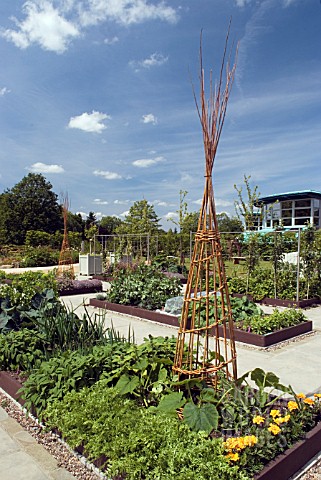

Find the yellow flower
[[243, 435, 258, 447], [274, 414, 291, 425], [288, 401, 298, 412], [268, 424, 281, 435], [296, 393, 306, 399], [253, 415, 265, 425], [223, 435, 258, 452], [226, 452, 239, 462], [303, 398, 315, 405], [314, 393, 321, 398], [270, 409, 280, 418]]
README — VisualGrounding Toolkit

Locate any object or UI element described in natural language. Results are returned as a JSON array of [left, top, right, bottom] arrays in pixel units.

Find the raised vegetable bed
[[232, 293, 320, 309], [0, 369, 320, 480], [89, 299, 313, 347]]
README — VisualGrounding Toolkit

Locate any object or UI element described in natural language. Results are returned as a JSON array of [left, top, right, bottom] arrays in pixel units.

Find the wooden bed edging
[[89, 299, 313, 347], [254, 421, 321, 480]]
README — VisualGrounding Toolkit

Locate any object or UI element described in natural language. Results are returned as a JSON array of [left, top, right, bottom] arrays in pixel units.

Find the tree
[[116, 200, 160, 236], [99, 216, 122, 236], [216, 212, 243, 233], [85, 211, 97, 230], [167, 190, 188, 264], [67, 212, 85, 234], [0, 173, 62, 244], [234, 174, 262, 231], [115, 200, 161, 259], [234, 175, 262, 293]]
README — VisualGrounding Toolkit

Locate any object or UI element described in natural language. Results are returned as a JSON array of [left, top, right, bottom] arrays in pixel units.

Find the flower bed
[[59, 279, 102, 296], [89, 299, 313, 347]]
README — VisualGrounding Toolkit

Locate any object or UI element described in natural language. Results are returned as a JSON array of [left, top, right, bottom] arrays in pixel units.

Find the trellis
[[173, 29, 238, 385]]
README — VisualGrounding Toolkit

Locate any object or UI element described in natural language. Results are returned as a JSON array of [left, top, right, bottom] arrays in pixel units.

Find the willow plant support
[[173, 29, 238, 386], [57, 193, 74, 278]]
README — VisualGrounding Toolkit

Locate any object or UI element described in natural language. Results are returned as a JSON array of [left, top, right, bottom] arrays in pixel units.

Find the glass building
[[257, 190, 321, 230]]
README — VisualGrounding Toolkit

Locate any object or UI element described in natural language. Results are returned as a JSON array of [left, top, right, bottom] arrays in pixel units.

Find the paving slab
[[0, 406, 76, 480]]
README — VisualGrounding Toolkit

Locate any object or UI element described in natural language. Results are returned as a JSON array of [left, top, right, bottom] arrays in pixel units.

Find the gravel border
[[0, 389, 105, 480]]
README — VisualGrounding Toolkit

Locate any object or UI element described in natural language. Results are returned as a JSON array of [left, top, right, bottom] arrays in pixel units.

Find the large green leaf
[[251, 368, 279, 388], [183, 402, 218, 434], [115, 374, 140, 395], [156, 391, 185, 414]]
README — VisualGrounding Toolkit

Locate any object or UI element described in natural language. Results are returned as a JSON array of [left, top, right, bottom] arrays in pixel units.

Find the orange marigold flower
[[270, 409, 280, 418], [243, 435, 258, 447], [253, 415, 265, 425], [314, 393, 321, 398], [223, 435, 258, 452], [268, 423, 281, 435], [296, 393, 306, 399], [303, 398, 315, 405], [226, 452, 239, 462], [288, 401, 299, 412], [274, 414, 291, 425]]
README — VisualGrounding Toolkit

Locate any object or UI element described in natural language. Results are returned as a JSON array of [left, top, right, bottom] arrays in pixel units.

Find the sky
[[0, 0, 320, 229]]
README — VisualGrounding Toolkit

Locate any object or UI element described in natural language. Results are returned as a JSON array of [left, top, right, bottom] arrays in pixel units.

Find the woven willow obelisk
[[57, 193, 74, 278], [173, 31, 238, 385]]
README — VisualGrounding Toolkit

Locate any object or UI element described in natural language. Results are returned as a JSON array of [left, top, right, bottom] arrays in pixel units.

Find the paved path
[[0, 405, 76, 480]]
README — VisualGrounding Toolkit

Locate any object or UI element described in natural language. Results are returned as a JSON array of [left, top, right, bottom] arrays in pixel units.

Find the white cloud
[[78, 0, 178, 27], [93, 198, 109, 205], [2, 1, 79, 54], [235, 0, 252, 6], [93, 169, 122, 180], [180, 173, 193, 183], [164, 211, 178, 220], [119, 210, 130, 218], [27, 162, 64, 173], [130, 52, 168, 70], [132, 156, 164, 168], [141, 113, 158, 125], [2, 1, 178, 53], [193, 198, 203, 206], [0, 87, 10, 96], [104, 36, 119, 45], [215, 199, 234, 208], [154, 200, 174, 207], [77, 211, 88, 219], [283, 0, 298, 6], [114, 199, 131, 205], [68, 111, 110, 133]]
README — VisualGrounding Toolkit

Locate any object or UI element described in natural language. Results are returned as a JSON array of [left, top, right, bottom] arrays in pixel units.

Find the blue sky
[[0, 0, 320, 228]]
